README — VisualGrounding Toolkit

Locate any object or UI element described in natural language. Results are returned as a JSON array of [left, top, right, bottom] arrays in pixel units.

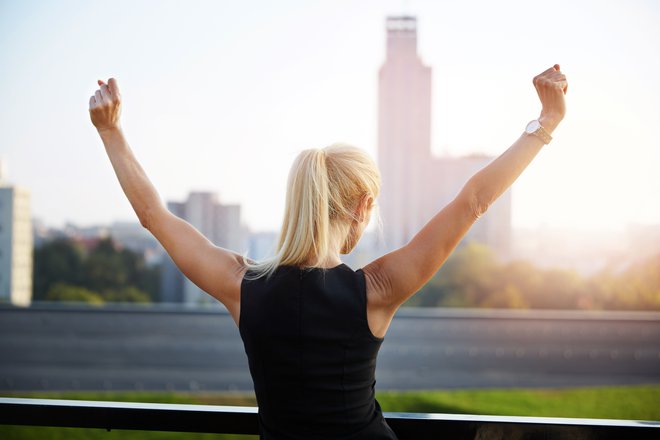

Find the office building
[[377, 16, 511, 258], [159, 191, 246, 305]]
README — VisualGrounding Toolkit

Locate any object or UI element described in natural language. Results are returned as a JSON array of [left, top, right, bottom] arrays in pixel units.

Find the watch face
[[525, 119, 540, 133]]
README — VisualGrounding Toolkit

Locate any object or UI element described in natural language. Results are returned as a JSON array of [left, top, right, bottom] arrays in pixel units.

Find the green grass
[[376, 385, 660, 420], [2, 385, 659, 439]]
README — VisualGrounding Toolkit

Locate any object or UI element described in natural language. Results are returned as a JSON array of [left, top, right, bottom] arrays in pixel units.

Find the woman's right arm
[[364, 64, 568, 315], [89, 79, 246, 324]]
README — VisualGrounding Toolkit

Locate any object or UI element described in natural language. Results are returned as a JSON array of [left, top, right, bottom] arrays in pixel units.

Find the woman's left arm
[[89, 79, 245, 322]]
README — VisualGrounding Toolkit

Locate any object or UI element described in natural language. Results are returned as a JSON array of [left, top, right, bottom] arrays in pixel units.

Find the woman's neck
[[303, 253, 342, 269]]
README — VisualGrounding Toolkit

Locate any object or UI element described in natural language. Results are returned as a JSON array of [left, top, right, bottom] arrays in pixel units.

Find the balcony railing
[[1, 397, 659, 439]]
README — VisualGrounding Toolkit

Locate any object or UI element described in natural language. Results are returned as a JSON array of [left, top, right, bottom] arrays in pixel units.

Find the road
[[1, 305, 659, 392]]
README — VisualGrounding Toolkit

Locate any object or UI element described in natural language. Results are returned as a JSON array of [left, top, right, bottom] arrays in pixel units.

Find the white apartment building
[[0, 160, 33, 306]]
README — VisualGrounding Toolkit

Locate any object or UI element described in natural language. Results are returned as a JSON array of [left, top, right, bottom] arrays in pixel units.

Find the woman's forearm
[[461, 64, 567, 214], [465, 115, 561, 215], [98, 127, 163, 228]]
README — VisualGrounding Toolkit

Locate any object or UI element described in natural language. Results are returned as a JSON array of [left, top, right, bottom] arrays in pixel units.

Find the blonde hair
[[243, 143, 381, 281]]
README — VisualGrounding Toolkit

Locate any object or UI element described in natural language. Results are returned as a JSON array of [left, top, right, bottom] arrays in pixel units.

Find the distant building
[[0, 160, 33, 306], [424, 155, 512, 258], [108, 221, 160, 266], [377, 16, 511, 258], [33, 218, 95, 250], [36, 219, 160, 265], [62, 222, 109, 241], [248, 231, 278, 262], [159, 191, 247, 305]]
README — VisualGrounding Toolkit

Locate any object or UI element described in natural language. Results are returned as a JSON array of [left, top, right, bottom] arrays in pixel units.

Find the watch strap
[[533, 124, 553, 144]]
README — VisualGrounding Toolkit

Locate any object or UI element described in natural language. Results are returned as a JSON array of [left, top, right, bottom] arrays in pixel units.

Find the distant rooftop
[[386, 16, 417, 32]]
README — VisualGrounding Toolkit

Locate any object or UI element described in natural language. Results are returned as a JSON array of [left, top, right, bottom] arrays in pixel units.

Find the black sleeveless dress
[[239, 263, 399, 440]]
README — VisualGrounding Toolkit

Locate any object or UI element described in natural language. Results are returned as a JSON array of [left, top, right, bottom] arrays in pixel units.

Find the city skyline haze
[[1, 0, 658, 234]]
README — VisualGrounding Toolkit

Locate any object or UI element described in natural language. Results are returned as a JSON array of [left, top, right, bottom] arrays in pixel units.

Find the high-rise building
[[378, 16, 433, 250], [159, 191, 247, 305], [377, 16, 511, 258], [0, 159, 33, 306]]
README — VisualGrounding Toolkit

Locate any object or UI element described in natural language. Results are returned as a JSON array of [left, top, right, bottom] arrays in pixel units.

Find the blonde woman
[[89, 64, 567, 439]]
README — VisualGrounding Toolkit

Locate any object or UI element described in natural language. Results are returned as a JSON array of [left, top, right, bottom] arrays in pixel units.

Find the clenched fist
[[89, 78, 122, 132], [534, 64, 568, 128]]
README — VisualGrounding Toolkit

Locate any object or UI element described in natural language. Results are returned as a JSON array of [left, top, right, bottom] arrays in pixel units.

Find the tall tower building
[[159, 191, 247, 305], [378, 16, 433, 250], [377, 16, 511, 258], [0, 159, 33, 306]]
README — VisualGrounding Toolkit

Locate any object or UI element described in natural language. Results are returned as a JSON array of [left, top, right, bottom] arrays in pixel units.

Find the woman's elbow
[[460, 181, 491, 221], [138, 208, 154, 230]]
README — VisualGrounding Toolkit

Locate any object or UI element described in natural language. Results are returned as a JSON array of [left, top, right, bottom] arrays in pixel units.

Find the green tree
[[497, 260, 544, 302], [81, 237, 129, 292], [409, 241, 500, 307], [45, 282, 104, 304], [34, 236, 159, 304], [102, 286, 151, 303], [117, 246, 160, 301], [405, 244, 660, 311], [535, 268, 584, 309], [33, 239, 85, 300], [590, 253, 660, 310], [480, 283, 529, 309]]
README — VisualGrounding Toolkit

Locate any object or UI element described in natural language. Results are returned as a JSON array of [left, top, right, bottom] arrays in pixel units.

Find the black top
[[239, 263, 399, 440]]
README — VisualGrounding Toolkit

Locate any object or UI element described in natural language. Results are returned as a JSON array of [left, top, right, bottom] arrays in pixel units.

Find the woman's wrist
[[97, 125, 127, 151], [97, 125, 123, 139], [539, 113, 562, 134]]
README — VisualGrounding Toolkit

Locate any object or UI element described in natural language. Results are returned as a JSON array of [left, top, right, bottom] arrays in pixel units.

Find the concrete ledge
[[3, 302, 660, 321]]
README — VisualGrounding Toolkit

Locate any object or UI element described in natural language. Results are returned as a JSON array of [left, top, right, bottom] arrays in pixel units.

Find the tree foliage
[[46, 282, 104, 305], [406, 242, 660, 311], [33, 237, 159, 304], [33, 238, 85, 300]]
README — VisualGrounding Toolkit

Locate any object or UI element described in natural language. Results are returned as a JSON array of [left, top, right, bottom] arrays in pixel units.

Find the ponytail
[[244, 144, 380, 281], [279, 149, 331, 266]]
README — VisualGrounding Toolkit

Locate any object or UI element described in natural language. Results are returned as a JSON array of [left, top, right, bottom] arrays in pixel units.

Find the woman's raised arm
[[89, 79, 245, 322], [89, 79, 159, 228], [364, 65, 568, 319]]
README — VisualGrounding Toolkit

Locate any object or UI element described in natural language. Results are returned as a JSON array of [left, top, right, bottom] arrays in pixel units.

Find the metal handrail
[[1, 397, 659, 439]]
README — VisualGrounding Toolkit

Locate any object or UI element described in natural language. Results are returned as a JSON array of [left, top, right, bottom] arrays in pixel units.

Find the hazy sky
[[1, 0, 658, 233]]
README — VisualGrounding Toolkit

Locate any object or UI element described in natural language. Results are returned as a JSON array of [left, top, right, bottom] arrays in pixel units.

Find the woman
[[89, 64, 567, 439]]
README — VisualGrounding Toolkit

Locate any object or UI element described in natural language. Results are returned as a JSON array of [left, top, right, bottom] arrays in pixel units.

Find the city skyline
[[1, 0, 659, 234]]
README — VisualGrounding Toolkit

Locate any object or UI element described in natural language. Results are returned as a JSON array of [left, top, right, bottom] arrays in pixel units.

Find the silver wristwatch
[[524, 119, 552, 144]]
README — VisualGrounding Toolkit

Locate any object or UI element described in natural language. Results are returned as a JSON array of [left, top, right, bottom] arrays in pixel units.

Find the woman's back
[[239, 263, 398, 439]]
